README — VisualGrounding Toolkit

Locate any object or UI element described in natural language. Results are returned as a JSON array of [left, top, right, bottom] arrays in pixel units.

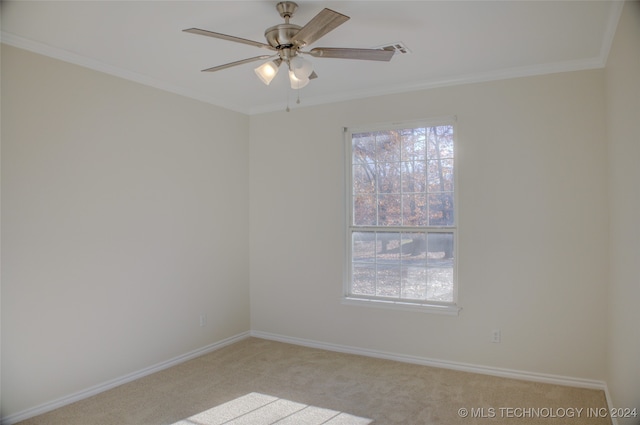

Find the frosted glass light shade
[[254, 60, 281, 85], [289, 70, 310, 89], [289, 56, 313, 79]]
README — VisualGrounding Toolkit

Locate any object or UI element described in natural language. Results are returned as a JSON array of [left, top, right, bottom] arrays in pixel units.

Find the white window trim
[[343, 117, 460, 315], [341, 297, 461, 315]]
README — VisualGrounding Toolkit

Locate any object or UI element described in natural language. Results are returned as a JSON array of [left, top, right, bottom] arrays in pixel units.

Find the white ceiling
[[1, 1, 623, 115]]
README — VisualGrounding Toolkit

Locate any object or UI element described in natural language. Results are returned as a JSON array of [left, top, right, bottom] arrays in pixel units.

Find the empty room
[[1, 1, 638, 424]]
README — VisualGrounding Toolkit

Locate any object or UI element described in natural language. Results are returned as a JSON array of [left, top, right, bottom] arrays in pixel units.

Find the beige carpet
[[172, 392, 373, 425], [17, 337, 611, 425]]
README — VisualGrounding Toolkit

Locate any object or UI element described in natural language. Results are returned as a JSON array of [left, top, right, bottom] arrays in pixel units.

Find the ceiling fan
[[183, 1, 394, 89]]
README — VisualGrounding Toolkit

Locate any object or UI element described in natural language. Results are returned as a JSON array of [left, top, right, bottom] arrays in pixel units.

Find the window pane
[[402, 194, 427, 226], [427, 267, 454, 302], [437, 126, 454, 159], [426, 233, 454, 302], [401, 233, 427, 261], [353, 195, 376, 225], [378, 194, 401, 226], [402, 266, 427, 300], [427, 125, 454, 159], [427, 159, 454, 192], [401, 160, 426, 193], [375, 131, 400, 162], [428, 193, 454, 226], [352, 232, 377, 263], [376, 232, 401, 264], [427, 233, 454, 260], [352, 133, 376, 164], [353, 164, 376, 194], [376, 265, 401, 297], [377, 162, 401, 194], [401, 128, 427, 161], [401, 232, 434, 301], [352, 263, 376, 296]]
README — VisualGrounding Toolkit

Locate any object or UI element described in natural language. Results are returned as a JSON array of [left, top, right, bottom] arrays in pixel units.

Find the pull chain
[[285, 82, 303, 112], [285, 86, 290, 112]]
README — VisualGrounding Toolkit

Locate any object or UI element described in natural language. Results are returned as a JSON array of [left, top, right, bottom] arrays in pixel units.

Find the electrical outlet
[[199, 313, 207, 327], [491, 329, 501, 343]]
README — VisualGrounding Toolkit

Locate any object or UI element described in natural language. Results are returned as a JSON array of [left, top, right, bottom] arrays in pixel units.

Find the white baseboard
[[0, 331, 251, 425], [250, 330, 609, 391], [3, 330, 614, 425]]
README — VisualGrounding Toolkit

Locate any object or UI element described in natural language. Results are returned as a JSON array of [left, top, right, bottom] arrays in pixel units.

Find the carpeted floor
[[17, 337, 611, 425]]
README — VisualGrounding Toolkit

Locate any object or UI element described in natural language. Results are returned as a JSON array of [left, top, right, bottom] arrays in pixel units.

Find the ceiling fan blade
[[291, 8, 350, 47], [309, 47, 395, 61], [202, 55, 273, 73], [183, 28, 275, 51]]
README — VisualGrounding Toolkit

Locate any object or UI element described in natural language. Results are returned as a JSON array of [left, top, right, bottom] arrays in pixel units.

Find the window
[[345, 119, 458, 313]]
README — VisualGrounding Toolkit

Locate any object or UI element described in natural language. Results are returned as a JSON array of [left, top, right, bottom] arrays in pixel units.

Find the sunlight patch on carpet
[[173, 392, 373, 425]]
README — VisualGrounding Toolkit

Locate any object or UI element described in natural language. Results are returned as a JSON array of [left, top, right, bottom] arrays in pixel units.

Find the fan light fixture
[[254, 59, 282, 85], [254, 55, 313, 89]]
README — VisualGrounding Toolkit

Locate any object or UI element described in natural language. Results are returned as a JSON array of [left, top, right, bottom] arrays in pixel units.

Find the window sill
[[342, 297, 461, 315]]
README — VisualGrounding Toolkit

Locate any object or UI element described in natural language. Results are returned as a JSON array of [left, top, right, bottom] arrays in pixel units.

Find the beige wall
[[250, 70, 609, 380], [605, 1, 640, 422], [1, 45, 251, 416]]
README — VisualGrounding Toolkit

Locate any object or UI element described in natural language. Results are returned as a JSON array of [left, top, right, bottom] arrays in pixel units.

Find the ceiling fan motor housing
[[264, 23, 301, 49], [267, 2, 303, 53]]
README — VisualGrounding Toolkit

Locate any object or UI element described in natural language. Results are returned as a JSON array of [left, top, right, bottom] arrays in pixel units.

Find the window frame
[[343, 118, 460, 315]]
